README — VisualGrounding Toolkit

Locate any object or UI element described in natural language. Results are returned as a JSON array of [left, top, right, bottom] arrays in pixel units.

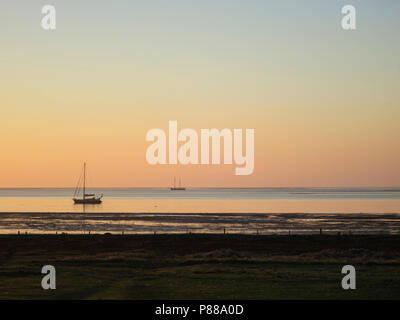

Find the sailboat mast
[[83, 162, 86, 200], [174, 176, 176, 188]]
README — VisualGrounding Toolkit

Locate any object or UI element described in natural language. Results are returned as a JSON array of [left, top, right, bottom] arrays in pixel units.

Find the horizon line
[[0, 186, 400, 189]]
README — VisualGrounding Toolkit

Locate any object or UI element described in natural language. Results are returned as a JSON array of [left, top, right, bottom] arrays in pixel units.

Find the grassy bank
[[1, 234, 400, 299]]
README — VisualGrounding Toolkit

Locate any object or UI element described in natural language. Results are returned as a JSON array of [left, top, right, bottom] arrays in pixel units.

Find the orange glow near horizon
[[1, 2, 400, 188]]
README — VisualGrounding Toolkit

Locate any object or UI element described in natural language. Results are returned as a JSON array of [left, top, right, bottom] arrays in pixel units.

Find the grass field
[[1, 234, 400, 299]]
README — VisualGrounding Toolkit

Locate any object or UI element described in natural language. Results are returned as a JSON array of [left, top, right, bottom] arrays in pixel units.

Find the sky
[[0, 0, 399, 187]]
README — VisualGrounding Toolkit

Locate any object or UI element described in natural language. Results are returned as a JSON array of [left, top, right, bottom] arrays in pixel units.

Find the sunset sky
[[1, 0, 399, 187]]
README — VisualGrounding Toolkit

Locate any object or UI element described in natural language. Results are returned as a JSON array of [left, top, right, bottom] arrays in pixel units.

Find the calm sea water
[[0, 188, 399, 234]]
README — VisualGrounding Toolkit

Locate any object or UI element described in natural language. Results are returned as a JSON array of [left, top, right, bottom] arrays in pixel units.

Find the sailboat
[[73, 162, 103, 204], [170, 177, 186, 191]]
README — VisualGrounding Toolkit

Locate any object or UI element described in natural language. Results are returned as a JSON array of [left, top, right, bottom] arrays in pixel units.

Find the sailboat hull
[[73, 198, 102, 204], [170, 187, 186, 191]]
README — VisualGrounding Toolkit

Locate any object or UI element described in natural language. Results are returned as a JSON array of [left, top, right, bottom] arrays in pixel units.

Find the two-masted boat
[[73, 162, 103, 204], [170, 177, 186, 191]]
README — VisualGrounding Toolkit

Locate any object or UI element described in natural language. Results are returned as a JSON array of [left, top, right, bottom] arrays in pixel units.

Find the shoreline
[[2, 232, 400, 252], [1, 211, 400, 214], [2, 233, 400, 257]]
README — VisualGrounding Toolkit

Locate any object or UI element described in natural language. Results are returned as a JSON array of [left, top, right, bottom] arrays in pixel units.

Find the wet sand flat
[[1, 211, 400, 234]]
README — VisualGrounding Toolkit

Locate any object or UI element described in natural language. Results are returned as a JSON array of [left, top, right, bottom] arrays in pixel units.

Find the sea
[[0, 187, 399, 234]]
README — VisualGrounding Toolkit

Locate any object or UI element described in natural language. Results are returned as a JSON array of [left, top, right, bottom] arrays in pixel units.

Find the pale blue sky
[[1, 1, 399, 187]]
